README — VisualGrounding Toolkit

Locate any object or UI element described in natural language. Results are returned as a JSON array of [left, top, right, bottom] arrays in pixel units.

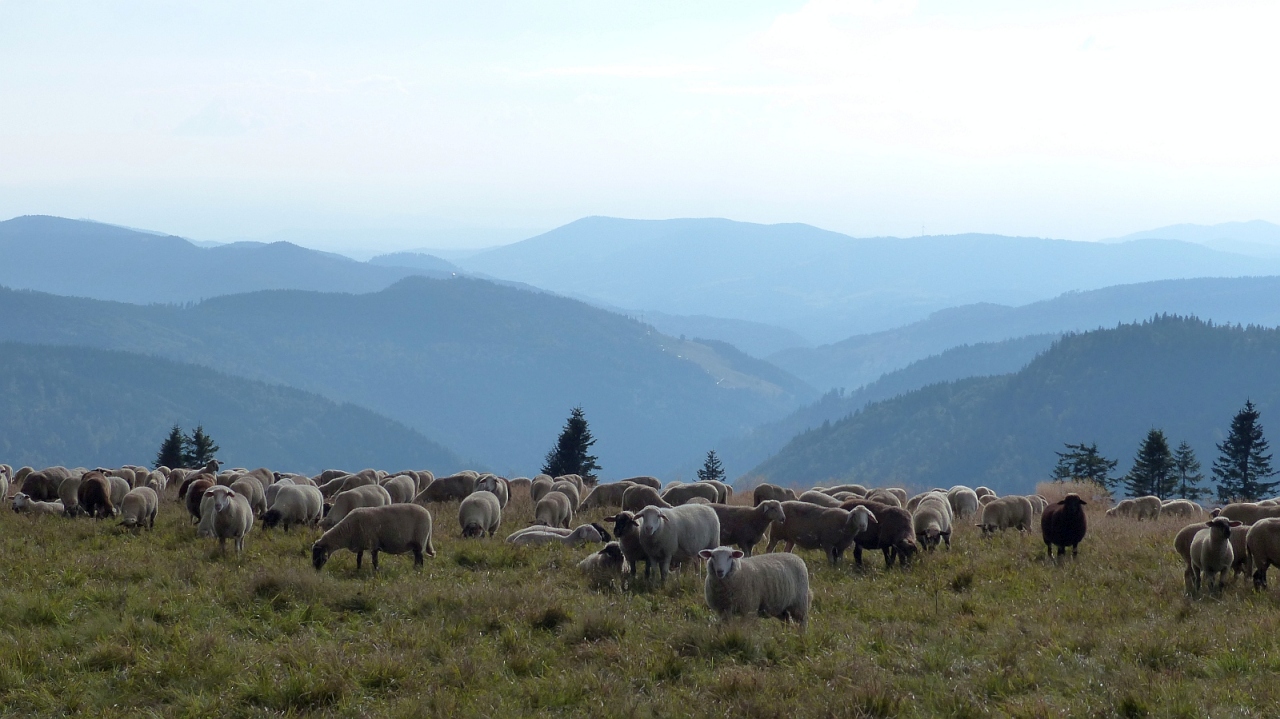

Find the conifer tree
[[1051, 441, 1119, 489], [155, 424, 186, 469], [182, 425, 221, 468], [697, 450, 726, 483], [541, 406, 600, 485], [1123, 429, 1176, 498], [1172, 441, 1206, 500], [1213, 400, 1277, 502]]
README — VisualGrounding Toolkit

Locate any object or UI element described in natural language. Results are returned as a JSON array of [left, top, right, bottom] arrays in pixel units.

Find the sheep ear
[[1230, 520, 1242, 527], [227, 489, 237, 497], [1078, 499, 1087, 505], [698, 549, 714, 559], [604, 515, 616, 522], [731, 550, 744, 559]]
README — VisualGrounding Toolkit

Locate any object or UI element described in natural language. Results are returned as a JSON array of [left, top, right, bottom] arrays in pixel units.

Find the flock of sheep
[[1, 460, 1273, 626]]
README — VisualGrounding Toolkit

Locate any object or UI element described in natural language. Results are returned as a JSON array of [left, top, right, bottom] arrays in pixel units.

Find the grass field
[[2, 486, 1279, 718]]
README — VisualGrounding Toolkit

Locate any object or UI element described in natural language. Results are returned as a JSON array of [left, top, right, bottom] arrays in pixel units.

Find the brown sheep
[[77, 472, 114, 519], [838, 498, 918, 568]]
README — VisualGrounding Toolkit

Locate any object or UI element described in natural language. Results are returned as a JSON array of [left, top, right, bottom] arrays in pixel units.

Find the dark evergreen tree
[[1172, 441, 1207, 500], [541, 406, 600, 485], [1123, 429, 1176, 498], [697, 450, 726, 483], [1213, 400, 1277, 502], [182, 425, 220, 468], [155, 424, 186, 469], [1051, 442, 1119, 489]]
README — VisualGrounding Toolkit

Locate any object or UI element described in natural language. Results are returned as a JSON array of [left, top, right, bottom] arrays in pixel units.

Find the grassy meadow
[[1, 485, 1279, 718]]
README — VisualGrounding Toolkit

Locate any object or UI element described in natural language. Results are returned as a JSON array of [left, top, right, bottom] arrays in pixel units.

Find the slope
[[0, 342, 466, 473]]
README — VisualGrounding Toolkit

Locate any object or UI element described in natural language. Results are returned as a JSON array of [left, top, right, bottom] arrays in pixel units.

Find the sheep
[[262, 484, 324, 531], [912, 494, 953, 550], [265, 477, 295, 507], [947, 487, 980, 520], [1216, 502, 1280, 525], [58, 475, 83, 517], [373, 474, 413, 504], [534, 491, 573, 529], [753, 483, 798, 505], [978, 494, 998, 506], [549, 480, 581, 509], [507, 524, 605, 546], [821, 484, 867, 497], [317, 475, 352, 498], [475, 474, 510, 508], [118, 487, 159, 529], [579, 481, 635, 512], [974, 486, 995, 499], [797, 490, 843, 508], [1109, 495, 1161, 520], [1161, 499, 1205, 518], [1040, 493, 1089, 560], [323, 484, 393, 529], [1024, 494, 1049, 515], [12, 493, 64, 516], [700, 546, 812, 625], [507, 477, 532, 495], [458, 490, 502, 538], [313, 468, 349, 485], [886, 488, 908, 505], [506, 522, 610, 542], [578, 542, 627, 579], [530, 476, 554, 503], [865, 488, 903, 507], [413, 472, 476, 503], [77, 472, 114, 519], [183, 478, 214, 523], [978, 495, 1033, 534], [22, 467, 70, 502], [699, 479, 732, 503], [622, 485, 671, 513], [838, 498, 918, 568], [603, 511, 649, 577], [197, 485, 254, 554], [0, 469, 8, 506], [766, 501, 876, 566], [556, 473, 587, 493], [708, 500, 786, 558], [143, 470, 167, 493], [230, 477, 267, 517], [663, 482, 719, 506], [312, 503, 436, 572], [1190, 517, 1240, 593], [621, 476, 662, 491], [1174, 521, 1250, 592], [1246, 518, 1280, 589], [106, 476, 130, 513], [635, 504, 720, 582]]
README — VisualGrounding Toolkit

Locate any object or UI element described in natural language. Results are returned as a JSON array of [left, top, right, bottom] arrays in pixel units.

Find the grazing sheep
[[821, 484, 867, 497], [580, 481, 635, 512], [838, 498, 918, 568], [1190, 517, 1241, 593], [636, 504, 721, 582], [530, 477, 554, 503], [1175, 521, 1249, 592], [534, 491, 573, 529], [12, 493, 64, 516], [700, 546, 812, 625], [1041, 493, 1089, 560], [978, 495, 1034, 534], [978, 494, 998, 506], [663, 483, 719, 506], [1246, 518, 1280, 589], [197, 485, 254, 554], [578, 542, 627, 579], [797, 490, 843, 508], [413, 473, 476, 503], [262, 484, 324, 531], [912, 494, 953, 550], [622, 485, 671, 513], [710, 500, 787, 557], [549, 480, 582, 510], [1024, 494, 1049, 514], [885, 488, 908, 505], [22, 467, 71, 502], [458, 490, 502, 538], [1216, 502, 1280, 525], [379, 474, 417, 504], [507, 524, 605, 546], [947, 487, 980, 520], [106, 476, 130, 513], [556, 473, 587, 493], [323, 484, 393, 529], [699, 479, 732, 503], [118, 487, 159, 529], [143, 470, 167, 493], [865, 488, 903, 508], [1161, 499, 1204, 518], [1126, 495, 1162, 520], [753, 483, 798, 505], [184, 478, 214, 523], [312, 504, 436, 572], [313, 468, 349, 485], [77, 472, 114, 519], [974, 486, 995, 499], [230, 477, 267, 517], [603, 511, 650, 577], [317, 476, 352, 498], [265, 477, 295, 507], [507, 476, 532, 495], [766, 501, 877, 566], [58, 475, 83, 517], [475, 474, 510, 508], [621, 476, 662, 491]]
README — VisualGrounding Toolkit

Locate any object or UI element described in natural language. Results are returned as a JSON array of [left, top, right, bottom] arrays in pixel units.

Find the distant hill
[[368, 252, 462, 273], [0, 342, 466, 473], [458, 216, 1280, 343], [749, 317, 1280, 494], [1112, 220, 1280, 258], [0, 278, 814, 476], [0, 215, 450, 303], [772, 276, 1280, 392], [633, 312, 812, 359]]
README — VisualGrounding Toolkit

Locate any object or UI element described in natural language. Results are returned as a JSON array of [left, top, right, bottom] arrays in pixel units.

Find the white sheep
[[912, 493, 953, 550], [381, 474, 418, 504], [1246, 518, 1280, 589], [507, 524, 605, 546], [797, 490, 843, 508], [118, 487, 158, 530], [534, 491, 573, 529], [197, 485, 254, 554], [579, 481, 635, 512], [323, 484, 393, 529], [312, 503, 436, 572], [1161, 499, 1204, 518], [1190, 517, 1241, 594], [11, 492, 64, 516], [458, 490, 502, 538], [549, 480, 581, 509], [475, 474, 510, 508], [978, 495, 1033, 534], [710, 500, 787, 557], [636, 504, 721, 582], [265, 477, 295, 508], [263, 484, 324, 531], [107, 476, 130, 514], [578, 542, 627, 579], [700, 546, 812, 625], [947, 486, 980, 520], [230, 477, 267, 517]]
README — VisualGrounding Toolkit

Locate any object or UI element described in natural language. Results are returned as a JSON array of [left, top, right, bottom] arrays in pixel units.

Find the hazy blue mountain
[[772, 276, 1280, 392], [0, 342, 466, 473], [0, 215, 450, 303], [749, 317, 1280, 494], [458, 216, 1280, 343], [0, 278, 814, 477], [704, 334, 1057, 480], [1112, 220, 1280, 258], [368, 252, 462, 273], [621, 311, 811, 358]]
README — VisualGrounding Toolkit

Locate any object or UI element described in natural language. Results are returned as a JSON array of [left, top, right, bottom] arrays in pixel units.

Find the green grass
[[2, 491, 1279, 717]]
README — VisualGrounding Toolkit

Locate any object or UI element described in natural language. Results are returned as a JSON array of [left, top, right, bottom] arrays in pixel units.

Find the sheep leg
[[371, 550, 380, 572], [943, 532, 951, 549], [765, 538, 779, 553], [356, 550, 364, 570], [658, 557, 670, 583], [853, 545, 864, 567], [1254, 560, 1270, 590], [1184, 566, 1196, 595], [825, 547, 838, 566], [785, 541, 796, 553], [1070, 544, 1078, 559]]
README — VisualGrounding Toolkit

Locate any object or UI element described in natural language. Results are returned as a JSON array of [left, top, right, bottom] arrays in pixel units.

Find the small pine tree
[[1051, 442, 1119, 489], [1213, 400, 1277, 502], [697, 450, 726, 483], [1172, 441, 1207, 500], [182, 425, 220, 469], [155, 424, 186, 469], [541, 406, 601, 485], [1123, 429, 1177, 499]]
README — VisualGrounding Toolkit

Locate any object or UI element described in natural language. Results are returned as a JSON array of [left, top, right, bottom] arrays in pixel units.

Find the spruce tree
[[1051, 442, 1119, 489], [1213, 400, 1277, 502], [1172, 441, 1206, 500], [182, 425, 221, 468], [541, 406, 600, 485], [697, 450, 726, 483], [155, 424, 186, 469], [1123, 429, 1176, 498]]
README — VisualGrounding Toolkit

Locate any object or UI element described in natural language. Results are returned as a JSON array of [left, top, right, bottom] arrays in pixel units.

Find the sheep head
[[699, 546, 743, 579]]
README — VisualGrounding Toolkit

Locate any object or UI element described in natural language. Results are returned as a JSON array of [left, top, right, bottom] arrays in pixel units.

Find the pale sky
[[1, 0, 1277, 252]]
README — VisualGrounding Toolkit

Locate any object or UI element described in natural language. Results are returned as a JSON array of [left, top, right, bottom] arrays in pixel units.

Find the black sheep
[[1041, 493, 1088, 559]]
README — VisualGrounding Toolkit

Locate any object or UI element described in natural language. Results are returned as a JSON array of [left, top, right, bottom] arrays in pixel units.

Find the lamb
[[262, 484, 324, 531], [797, 490, 843, 508], [530, 477, 554, 503], [507, 524, 605, 546], [838, 498, 918, 568], [662, 482, 719, 506], [603, 511, 650, 577], [765, 501, 877, 566], [413, 472, 476, 503], [753, 483, 798, 505], [475, 474, 510, 508], [458, 490, 502, 538], [185, 478, 214, 523], [380, 474, 418, 504], [118, 487, 159, 529], [1246, 517, 1280, 589], [549, 480, 581, 510], [621, 476, 662, 491], [865, 488, 903, 508], [700, 546, 812, 625], [912, 494, 953, 550], [77, 472, 114, 519], [197, 485, 254, 554], [1161, 499, 1204, 518], [312, 503, 436, 572], [579, 481, 635, 512], [578, 542, 627, 579], [1189, 517, 1240, 593], [710, 500, 787, 557], [1216, 502, 1280, 525], [230, 477, 267, 517], [622, 485, 671, 512], [11, 493, 64, 516], [978, 495, 1033, 534], [323, 484, 393, 529], [947, 487, 980, 520], [636, 504, 721, 581], [1041, 493, 1089, 560], [1174, 521, 1249, 592], [534, 491, 573, 529]]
